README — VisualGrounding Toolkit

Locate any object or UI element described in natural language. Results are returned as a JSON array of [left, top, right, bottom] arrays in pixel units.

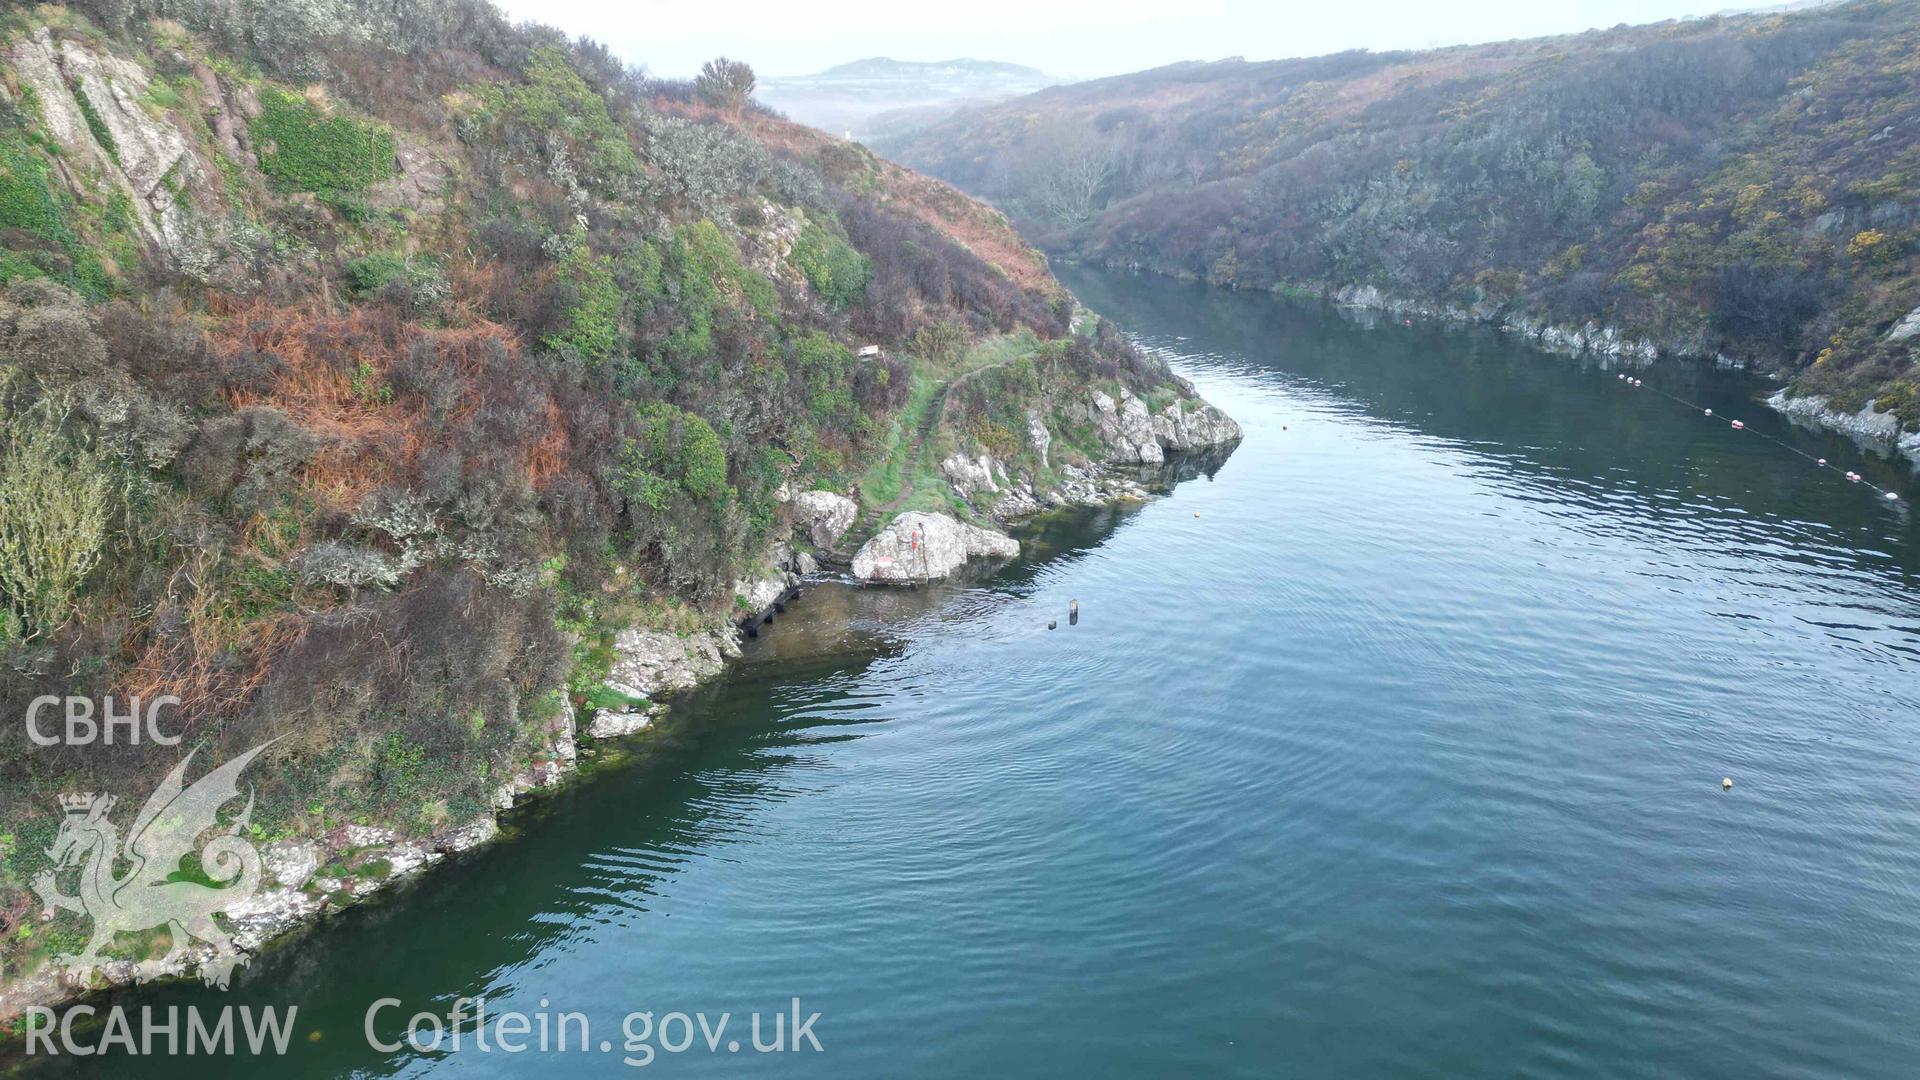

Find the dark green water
[[21, 268, 1920, 1077]]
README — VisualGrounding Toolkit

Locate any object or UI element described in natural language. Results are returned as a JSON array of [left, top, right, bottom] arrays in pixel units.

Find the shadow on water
[[0, 481, 1199, 1080]]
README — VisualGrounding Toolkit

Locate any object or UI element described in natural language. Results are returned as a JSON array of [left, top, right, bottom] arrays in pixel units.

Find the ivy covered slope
[[0, 1, 1234, 986], [885, 0, 1920, 435]]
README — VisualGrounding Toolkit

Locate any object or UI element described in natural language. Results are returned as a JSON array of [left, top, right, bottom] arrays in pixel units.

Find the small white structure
[[857, 344, 884, 360]]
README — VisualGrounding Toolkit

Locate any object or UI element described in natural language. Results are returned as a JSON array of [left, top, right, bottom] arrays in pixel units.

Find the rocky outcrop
[[1081, 388, 1163, 463], [851, 511, 1019, 582], [1026, 409, 1052, 467], [1073, 388, 1243, 465], [1150, 397, 1242, 451], [791, 489, 859, 548], [12, 31, 210, 264], [941, 451, 1001, 500], [1889, 305, 1920, 343], [1768, 389, 1920, 471], [607, 626, 741, 697]]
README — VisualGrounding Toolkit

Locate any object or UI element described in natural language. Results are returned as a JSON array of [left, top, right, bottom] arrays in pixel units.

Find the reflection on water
[[16, 267, 1920, 1080]]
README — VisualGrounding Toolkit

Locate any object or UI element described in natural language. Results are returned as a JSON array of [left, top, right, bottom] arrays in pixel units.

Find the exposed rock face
[[1083, 388, 1164, 463], [13, 31, 208, 262], [433, 817, 500, 854], [941, 451, 1000, 500], [608, 627, 741, 696], [791, 490, 859, 548], [1769, 388, 1920, 471], [1071, 388, 1242, 464], [12, 31, 99, 162], [1890, 305, 1920, 343], [60, 42, 194, 211], [851, 511, 1019, 582], [1151, 398, 1242, 451], [1026, 409, 1052, 468]]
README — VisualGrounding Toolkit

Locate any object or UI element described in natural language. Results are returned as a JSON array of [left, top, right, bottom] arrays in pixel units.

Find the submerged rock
[[851, 511, 1019, 583]]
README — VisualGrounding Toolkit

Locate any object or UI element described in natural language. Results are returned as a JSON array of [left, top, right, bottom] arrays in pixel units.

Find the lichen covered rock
[[851, 511, 1019, 583]]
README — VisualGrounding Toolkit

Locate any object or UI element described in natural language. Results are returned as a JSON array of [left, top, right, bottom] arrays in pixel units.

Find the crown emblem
[[58, 793, 98, 814]]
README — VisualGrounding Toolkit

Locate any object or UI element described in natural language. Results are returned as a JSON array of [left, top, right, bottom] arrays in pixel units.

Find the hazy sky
[[489, 0, 1770, 79]]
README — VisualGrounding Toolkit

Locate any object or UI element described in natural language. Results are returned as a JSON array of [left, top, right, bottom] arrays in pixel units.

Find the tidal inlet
[[2, 0, 1919, 1077]]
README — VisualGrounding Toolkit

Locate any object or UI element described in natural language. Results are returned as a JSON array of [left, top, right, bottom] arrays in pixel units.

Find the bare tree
[[1037, 141, 1113, 224]]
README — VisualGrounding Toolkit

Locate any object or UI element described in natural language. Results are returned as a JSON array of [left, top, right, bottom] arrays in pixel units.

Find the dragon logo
[[30, 740, 277, 989]]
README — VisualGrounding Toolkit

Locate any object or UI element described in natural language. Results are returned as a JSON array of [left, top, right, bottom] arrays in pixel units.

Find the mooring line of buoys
[[1614, 369, 1905, 503]]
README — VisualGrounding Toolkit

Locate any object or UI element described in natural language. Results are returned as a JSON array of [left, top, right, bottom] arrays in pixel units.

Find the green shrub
[[251, 86, 395, 193], [543, 244, 622, 362], [789, 220, 871, 308], [792, 330, 855, 423], [0, 137, 109, 296], [614, 402, 731, 511], [0, 394, 112, 639], [483, 46, 638, 188]]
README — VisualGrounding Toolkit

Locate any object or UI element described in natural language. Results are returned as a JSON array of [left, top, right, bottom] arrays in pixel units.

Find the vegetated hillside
[[757, 56, 1063, 141], [0, 0, 1227, 989], [884, 0, 1920, 427]]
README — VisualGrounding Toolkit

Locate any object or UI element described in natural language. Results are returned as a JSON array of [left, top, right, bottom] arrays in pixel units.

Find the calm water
[[23, 268, 1920, 1078]]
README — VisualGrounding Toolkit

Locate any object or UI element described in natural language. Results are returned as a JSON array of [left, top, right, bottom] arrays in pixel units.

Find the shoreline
[[0, 440, 1236, 1031], [1081, 260, 1920, 473]]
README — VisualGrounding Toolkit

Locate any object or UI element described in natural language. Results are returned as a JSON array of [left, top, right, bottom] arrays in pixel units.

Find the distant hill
[[886, 0, 1920, 431], [758, 57, 1064, 140]]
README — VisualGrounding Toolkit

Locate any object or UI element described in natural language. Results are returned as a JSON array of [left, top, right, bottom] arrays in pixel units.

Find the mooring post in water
[[1069, 598, 1079, 626]]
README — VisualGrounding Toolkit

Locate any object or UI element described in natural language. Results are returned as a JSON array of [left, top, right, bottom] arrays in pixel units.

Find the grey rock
[[343, 825, 395, 849], [791, 490, 859, 548], [1027, 409, 1052, 468], [608, 626, 740, 697], [941, 452, 1000, 499], [851, 511, 1018, 582], [262, 840, 320, 889], [1769, 388, 1920, 472], [435, 817, 500, 854], [587, 707, 654, 739], [226, 888, 323, 952], [1888, 305, 1920, 343], [12, 31, 100, 161]]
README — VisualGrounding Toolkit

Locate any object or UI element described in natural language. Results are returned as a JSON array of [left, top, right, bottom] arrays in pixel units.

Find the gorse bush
[[543, 244, 622, 362], [614, 402, 730, 512], [252, 86, 396, 193], [790, 220, 871, 309]]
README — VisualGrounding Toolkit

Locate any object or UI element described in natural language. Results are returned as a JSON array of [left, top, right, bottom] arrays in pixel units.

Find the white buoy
[[1817, 458, 1827, 466], [1722, 777, 1733, 790], [1703, 408, 1712, 417], [1617, 373, 1626, 380], [1847, 472, 1861, 483], [1887, 491, 1900, 501], [1730, 420, 1744, 429]]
